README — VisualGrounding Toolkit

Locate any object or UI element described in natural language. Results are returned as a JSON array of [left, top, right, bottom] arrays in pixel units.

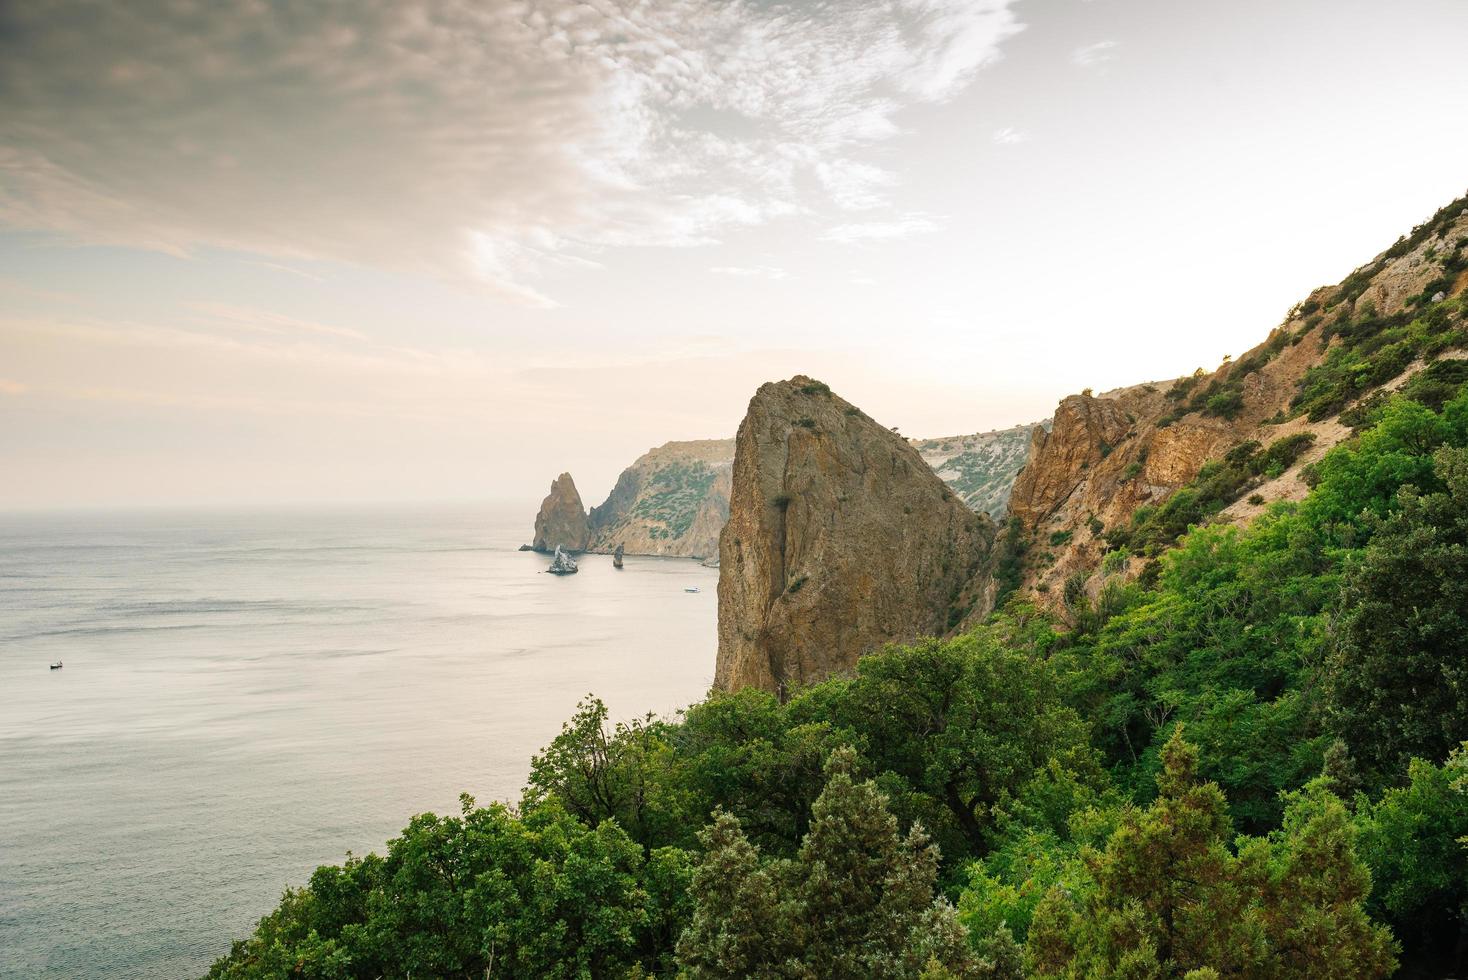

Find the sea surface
[[0, 505, 718, 979]]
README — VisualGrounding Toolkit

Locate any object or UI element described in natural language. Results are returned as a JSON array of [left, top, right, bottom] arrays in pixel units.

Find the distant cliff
[[586, 440, 735, 559], [910, 424, 1043, 520], [531, 473, 589, 552], [714, 377, 996, 696]]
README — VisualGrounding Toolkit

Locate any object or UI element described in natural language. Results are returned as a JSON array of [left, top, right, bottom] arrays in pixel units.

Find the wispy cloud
[[0, 0, 1025, 303], [710, 266, 789, 280], [821, 215, 943, 244], [1072, 40, 1119, 68], [992, 126, 1031, 144]]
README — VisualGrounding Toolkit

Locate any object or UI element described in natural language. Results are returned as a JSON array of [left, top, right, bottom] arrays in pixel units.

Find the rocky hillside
[[585, 439, 735, 560], [531, 473, 589, 552], [714, 377, 996, 696], [1010, 195, 1468, 604], [910, 424, 1042, 519]]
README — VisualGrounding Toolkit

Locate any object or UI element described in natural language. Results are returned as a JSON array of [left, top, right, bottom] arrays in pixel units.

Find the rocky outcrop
[[547, 545, 578, 575], [612, 543, 624, 568], [1008, 396, 1132, 529], [531, 473, 590, 552], [910, 423, 1043, 519], [586, 440, 735, 559], [715, 377, 996, 696]]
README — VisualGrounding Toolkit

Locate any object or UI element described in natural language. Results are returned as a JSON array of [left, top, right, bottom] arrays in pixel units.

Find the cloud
[[992, 126, 1030, 144], [0, 0, 1024, 302], [1072, 40, 1119, 67], [710, 265, 789, 280], [820, 214, 943, 244]]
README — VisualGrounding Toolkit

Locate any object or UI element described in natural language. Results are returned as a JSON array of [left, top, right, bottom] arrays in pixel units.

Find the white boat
[[684, 586, 700, 593]]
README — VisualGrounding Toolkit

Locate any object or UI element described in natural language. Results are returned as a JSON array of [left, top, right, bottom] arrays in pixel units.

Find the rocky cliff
[[585, 439, 735, 559], [714, 377, 996, 696], [1011, 196, 1468, 602], [531, 473, 590, 553], [912, 424, 1045, 520]]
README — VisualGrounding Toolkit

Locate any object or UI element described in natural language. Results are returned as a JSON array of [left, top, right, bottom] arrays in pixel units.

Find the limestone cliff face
[[1011, 198, 1468, 602], [715, 377, 996, 696], [531, 473, 590, 552], [586, 439, 735, 559]]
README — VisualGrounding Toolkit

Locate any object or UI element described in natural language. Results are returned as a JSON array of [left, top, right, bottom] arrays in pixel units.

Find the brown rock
[[1008, 395, 1131, 529], [715, 376, 996, 696], [532, 473, 589, 552]]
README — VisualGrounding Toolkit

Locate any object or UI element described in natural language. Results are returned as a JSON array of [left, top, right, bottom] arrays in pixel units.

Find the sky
[[2, 0, 1467, 511]]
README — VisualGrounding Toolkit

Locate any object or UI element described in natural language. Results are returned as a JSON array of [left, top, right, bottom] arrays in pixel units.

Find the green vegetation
[[632, 462, 717, 540], [211, 339, 1468, 978]]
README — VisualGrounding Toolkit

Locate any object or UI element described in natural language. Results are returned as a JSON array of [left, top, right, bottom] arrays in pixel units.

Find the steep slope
[[585, 439, 735, 559], [531, 473, 589, 552], [910, 423, 1042, 519], [715, 377, 996, 696], [1011, 195, 1468, 601]]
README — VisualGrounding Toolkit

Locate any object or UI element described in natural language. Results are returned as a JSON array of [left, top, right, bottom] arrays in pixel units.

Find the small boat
[[684, 587, 700, 593], [49, 661, 63, 670]]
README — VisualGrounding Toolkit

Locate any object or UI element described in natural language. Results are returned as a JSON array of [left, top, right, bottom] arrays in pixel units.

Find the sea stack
[[531, 473, 590, 552], [714, 376, 997, 697], [612, 543, 624, 568], [547, 545, 579, 575]]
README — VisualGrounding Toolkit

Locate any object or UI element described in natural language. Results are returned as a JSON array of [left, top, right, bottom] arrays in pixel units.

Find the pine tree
[[1026, 728, 1396, 979], [677, 746, 981, 978]]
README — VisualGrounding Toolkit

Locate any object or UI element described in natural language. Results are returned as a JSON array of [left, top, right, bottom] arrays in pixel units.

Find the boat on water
[[684, 587, 700, 593], [49, 661, 62, 670]]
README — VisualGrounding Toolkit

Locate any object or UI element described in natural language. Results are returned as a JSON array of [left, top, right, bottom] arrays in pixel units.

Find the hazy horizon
[[4, 0, 1468, 510]]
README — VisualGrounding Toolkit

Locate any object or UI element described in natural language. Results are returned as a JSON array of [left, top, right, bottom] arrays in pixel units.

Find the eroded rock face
[[532, 473, 590, 552], [715, 377, 996, 696], [1008, 395, 1132, 529]]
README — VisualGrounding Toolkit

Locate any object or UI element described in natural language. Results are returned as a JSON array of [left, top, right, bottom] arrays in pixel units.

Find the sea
[[0, 505, 719, 979]]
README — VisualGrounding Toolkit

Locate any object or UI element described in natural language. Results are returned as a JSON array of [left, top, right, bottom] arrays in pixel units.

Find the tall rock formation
[[715, 377, 997, 696], [531, 473, 590, 552], [586, 439, 735, 559]]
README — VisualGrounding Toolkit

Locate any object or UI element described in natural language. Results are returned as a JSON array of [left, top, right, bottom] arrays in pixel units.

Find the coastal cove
[[0, 505, 717, 979]]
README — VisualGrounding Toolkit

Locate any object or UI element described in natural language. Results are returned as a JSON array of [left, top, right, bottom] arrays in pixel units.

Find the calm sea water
[[0, 505, 718, 979]]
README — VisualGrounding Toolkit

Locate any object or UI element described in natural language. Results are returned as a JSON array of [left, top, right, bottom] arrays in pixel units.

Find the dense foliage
[[212, 315, 1468, 977]]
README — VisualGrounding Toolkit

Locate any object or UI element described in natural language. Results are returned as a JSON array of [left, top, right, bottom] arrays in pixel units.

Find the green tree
[[803, 635, 1099, 859], [1025, 729, 1394, 979], [524, 695, 687, 849], [1353, 746, 1468, 975], [207, 796, 678, 979], [677, 747, 983, 979], [1324, 447, 1468, 785]]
